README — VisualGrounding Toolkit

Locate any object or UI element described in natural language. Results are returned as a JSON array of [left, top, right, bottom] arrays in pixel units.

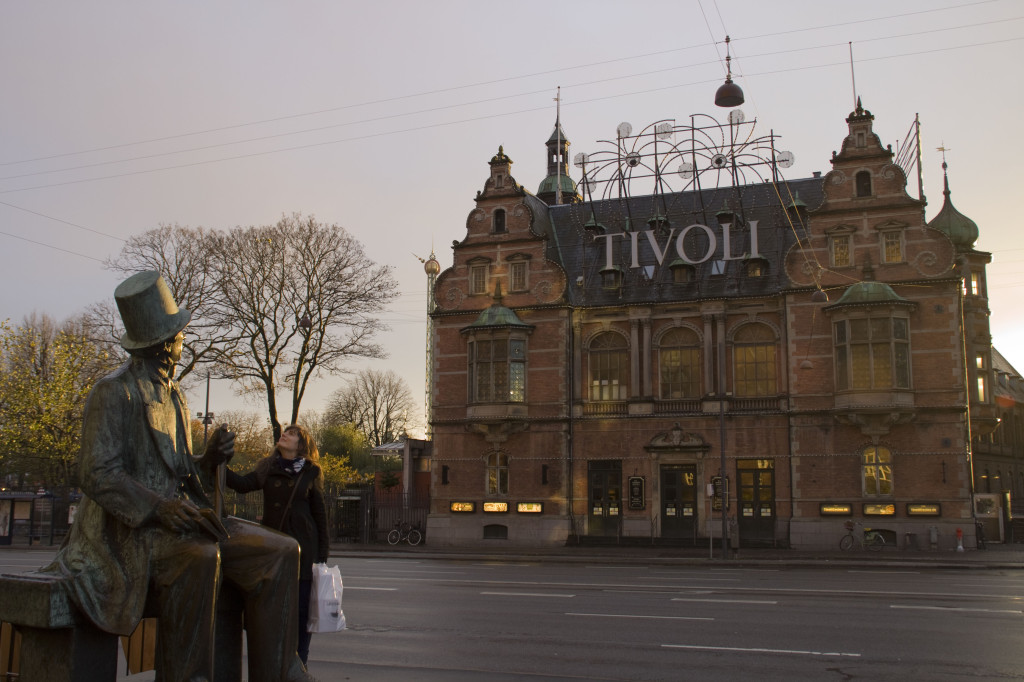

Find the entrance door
[[660, 464, 697, 540], [588, 461, 622, 537], [737, 459, 775, 546]]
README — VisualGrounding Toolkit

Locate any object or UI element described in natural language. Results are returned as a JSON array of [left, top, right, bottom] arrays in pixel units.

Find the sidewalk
[[329, 540, 1024, 570]]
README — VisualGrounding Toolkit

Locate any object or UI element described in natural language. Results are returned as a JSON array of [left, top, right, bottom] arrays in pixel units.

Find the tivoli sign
[[594, 221, 761, 270]]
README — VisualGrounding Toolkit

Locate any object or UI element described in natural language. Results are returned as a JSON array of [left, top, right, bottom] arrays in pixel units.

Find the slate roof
[[541, 177, 824, 308]]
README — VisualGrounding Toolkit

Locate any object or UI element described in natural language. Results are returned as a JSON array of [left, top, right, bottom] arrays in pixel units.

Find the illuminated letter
[[594, 233, 625, 270], [720, 222, 746, 261], [643, 228, 677, 266], [674, 224, 717, 264]]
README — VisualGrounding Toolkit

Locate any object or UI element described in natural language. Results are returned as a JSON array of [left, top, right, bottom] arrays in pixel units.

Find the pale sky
[[2, 1, 1022, 434]]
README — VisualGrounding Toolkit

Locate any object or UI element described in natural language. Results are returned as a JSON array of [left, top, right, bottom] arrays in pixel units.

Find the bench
[[0, 571, 244, 682]]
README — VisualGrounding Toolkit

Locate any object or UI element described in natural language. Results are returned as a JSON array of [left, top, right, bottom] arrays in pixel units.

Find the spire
[[537, 93, 580, 206]]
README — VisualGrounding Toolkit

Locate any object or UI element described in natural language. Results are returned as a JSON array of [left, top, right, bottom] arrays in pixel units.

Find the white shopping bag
[[308, 562, 346, 633]]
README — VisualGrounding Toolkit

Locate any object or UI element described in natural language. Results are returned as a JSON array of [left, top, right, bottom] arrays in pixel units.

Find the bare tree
[[326, 369, 413, 447], [213, 214, 398, 440], [103, 215, 398, 442], [104, 223, 235, 382]]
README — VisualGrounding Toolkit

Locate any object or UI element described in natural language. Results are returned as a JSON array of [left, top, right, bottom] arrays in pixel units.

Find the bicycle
[[839, 520, 885, 551], [387, 521, 423, 546]]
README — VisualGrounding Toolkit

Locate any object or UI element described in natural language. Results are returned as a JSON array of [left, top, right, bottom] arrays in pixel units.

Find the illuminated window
[[659, 327, 701, 399], [863, 446, 893, 497], [834, 316, 910, 391], [487, 451, 509, 495], [831, 234, 851, 268], [976, 354, 989, 403], [881, 231, 903, 263], [589, 332, 628, 401], [745, 259, 767, 277], [733, 324, 777, 397], [970, 272, 980, 296], [510, 261, 527, 292], [468, 337, 526, 403], [470, 265, 488, 295]]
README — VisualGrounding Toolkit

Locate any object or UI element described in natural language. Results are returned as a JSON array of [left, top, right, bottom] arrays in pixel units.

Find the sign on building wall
[[628, 476, 645, 510]]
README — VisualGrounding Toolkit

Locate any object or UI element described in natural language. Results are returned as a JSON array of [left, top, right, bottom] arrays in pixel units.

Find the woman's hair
[[280, 424, 319, 463]]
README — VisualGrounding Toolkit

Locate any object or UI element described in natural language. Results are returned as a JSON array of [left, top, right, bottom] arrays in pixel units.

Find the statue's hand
[[155, 498, 206, 534], [203, 423, 235, 466]]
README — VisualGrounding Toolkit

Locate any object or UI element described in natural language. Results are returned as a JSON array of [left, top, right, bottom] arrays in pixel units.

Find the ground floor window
[[862, 446, 893, 496]]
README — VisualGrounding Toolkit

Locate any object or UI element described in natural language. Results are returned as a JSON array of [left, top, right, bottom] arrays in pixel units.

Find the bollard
[[955, 527, 964, 552]]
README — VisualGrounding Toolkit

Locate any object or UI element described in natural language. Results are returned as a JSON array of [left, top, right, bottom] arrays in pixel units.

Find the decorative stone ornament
[[114, 270, 192, 350]]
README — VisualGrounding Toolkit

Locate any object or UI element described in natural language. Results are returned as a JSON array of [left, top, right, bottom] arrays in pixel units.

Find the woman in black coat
[[226, 423, 329, 665]]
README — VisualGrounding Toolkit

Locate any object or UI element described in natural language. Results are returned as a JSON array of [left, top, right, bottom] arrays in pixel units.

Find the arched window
[[659, 328, 701, 399], [589, 332, 628, 401], [862, 446, 893, 496], [487, 451, 509, 495], [855, 171, 872, 197], [493, 208, 506, 233], [733, 324, 777, 397]]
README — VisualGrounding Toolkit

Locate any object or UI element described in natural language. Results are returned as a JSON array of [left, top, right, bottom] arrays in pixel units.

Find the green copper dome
[[827, 281, 912, 308], [537, 173, 578, 196], [927, 164, 978, 249], [461, 283, 533, 331]]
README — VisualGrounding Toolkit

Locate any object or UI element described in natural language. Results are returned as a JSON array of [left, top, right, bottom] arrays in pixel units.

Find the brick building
[[425, 103, 1015, 550]]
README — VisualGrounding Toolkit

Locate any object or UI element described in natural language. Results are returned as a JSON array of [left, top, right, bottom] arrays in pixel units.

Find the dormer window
[[856, 132, 866, 148], [745, 259, 767, 278], [493, 208, 506, 233], [495, 174, 504, 189], [855, 171, 872, 197], [669, 260, 695, 283]]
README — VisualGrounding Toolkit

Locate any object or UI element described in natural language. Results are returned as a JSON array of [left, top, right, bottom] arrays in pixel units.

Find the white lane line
[[636, 576, 740, 582], [847, 570, 921, 575], [346, 587, 398, 591], [568, 612, 713, 621], [481, 591, 576, 598], [890, 605, 1022, 615], [671, 597, 777, 605], [662, 644, 860, 657]]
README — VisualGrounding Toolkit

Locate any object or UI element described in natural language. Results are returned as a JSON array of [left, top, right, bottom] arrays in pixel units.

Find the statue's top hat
[[114, 271, 192, 350]]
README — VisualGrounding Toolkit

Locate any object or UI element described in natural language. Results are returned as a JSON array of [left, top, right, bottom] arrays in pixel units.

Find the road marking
[[890, 605, 1022, 615], [671, 597, 777, 605], [481, 591, 576, 598], [847, 570, 920, 574], [568, 612, 713, 621], [662, 644, 860, 657], [636, 576, 740, 582], [346, 586, 398, 591]]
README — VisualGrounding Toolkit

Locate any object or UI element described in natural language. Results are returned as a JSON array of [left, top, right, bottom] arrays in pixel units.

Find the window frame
[[732, 324, 778, 397], [833, 313, 911, 392], [880, 230, 904, 264], [467, 334, 527, 404], [486, 451, 509, 496], [588, 331, 629, 401], [509, 261, 528, 292], [658, 327, 702, 399], [862, 445, 893, 497], [469, 264, 489, 295]]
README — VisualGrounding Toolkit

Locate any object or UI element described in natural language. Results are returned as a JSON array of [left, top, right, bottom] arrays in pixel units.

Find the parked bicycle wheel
[[839, 534, 855, 551], [867, 532, 885, 551], [386, 529, 401, 545], [407, 529, 423, 546]]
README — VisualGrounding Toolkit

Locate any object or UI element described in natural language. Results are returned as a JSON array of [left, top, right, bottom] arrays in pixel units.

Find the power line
[[0, 0, 1006, 170], [0, 200, 125, 242], [0, 230, 106, 263], [2, 35, 1019, 197]]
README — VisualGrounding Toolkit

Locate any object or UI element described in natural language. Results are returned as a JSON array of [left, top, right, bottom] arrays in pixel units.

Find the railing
[[654, 399, 702, 414], [583, 401, 628, 416], [729, 397, 782, 411]]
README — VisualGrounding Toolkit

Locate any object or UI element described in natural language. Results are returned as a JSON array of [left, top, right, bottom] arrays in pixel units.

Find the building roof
[[544, 177, 825, 307], [826, 281, 913, 309]]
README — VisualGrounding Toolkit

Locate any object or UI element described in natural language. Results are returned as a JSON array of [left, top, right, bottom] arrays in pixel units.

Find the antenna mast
[[555, 86, 563, 206], [848, 42, 858, 110]]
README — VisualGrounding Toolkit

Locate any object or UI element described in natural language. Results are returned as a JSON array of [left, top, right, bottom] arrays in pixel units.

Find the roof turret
[[927, 162, 979, 250]]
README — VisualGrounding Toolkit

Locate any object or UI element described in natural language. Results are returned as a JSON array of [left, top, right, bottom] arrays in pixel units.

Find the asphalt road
[[3, 550, 1022, 681]]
